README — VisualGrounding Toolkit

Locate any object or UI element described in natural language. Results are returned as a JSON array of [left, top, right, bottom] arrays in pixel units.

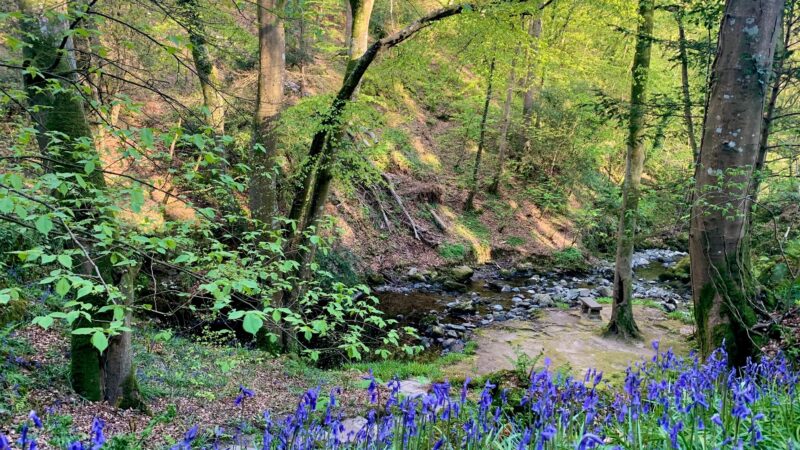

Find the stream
[[374, 249, 689, 353]]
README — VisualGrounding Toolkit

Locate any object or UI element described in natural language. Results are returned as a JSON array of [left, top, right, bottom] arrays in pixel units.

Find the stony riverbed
[[375, 249, 690, 354]]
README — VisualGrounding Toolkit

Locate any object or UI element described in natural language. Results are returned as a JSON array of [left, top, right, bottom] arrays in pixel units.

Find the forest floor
[[1, 301, 692, 449]]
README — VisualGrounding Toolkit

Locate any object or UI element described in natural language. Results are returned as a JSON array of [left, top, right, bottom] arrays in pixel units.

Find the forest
[[1, 0, 799, 448]]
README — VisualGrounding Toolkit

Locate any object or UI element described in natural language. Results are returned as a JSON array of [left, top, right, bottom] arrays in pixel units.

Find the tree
[[465, 58, 495, 210], [690, 0, 783, 364], [177, 0, 226, 135], [672, 4, 699, 162], [520, 15, 542, 152], [16, 0, 143, 407], [606, 0, 654, 339], [489, 53, 517, 194], [250, 0, 286, 227]]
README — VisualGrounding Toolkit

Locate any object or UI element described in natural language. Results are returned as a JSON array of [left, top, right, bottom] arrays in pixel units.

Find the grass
[[438, 243, 468, 262], [344, 341, 477, 382], [505, 236, 526, 247], [596, 297, 665, 309], [458, 213, 491, 241], [667, 308, 694, 325]]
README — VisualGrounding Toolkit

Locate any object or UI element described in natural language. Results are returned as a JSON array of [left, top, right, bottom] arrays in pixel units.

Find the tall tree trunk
[[250, 0, 286, 227], [465, 58, 495, 211], [179, 0, 226, 135], [18, 0, 141, 407], [753, 0, 794, 205], [521, 16, 542, 152], [690, 0, 783, 365], [606, 0, 654, 339], [489, 54, 517, 194], [675, 9, 698, 162]]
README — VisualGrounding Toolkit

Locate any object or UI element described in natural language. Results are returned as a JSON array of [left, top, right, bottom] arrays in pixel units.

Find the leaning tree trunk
[[465, 58, 495, 211], [292, 0, 376, 234], [606, 0, 654, 339], [249, 0, 286, 227], [489, 54, 517, 194], [690, 0, 783, 365], [18, 0, 142, 407]]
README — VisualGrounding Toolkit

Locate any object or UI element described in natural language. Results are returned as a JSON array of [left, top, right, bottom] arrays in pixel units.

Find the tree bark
[[178, 0, 225, 135], [18, 0, 141, 406], [606, 0, 654, 340], [753, 0, 794, 207], [489, 54, 517, 194], [521, 16, 542, 151], [689, 0, 783, 365], [675, 9, 698, 162], [250, 0, 286, 227], [465, 58, 495, 211]]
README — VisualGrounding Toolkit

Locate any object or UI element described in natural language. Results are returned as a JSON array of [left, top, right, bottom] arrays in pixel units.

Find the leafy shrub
[[552, 247, 586, 271]]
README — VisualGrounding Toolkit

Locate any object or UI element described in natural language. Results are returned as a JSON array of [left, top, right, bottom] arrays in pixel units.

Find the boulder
[[443, 280, 468, 292], [595, 286, 613, 298], [450, 265, 475, 283], [447, 300, 476, 315], [407, 267, 426, 282], [532, 293, 554, 307]]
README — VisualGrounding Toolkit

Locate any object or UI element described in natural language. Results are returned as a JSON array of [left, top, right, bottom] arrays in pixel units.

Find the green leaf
[[0, 197, 13, 214], [91, 331, 108, 353], [130, 188, 144, 213], [57, 254, 73, 269], [242, 312, 263, 336], [33, 315, 54, 330], [55, 278, 71, 297], [35, 215, 53, 235], [84, 160, 96, 175]]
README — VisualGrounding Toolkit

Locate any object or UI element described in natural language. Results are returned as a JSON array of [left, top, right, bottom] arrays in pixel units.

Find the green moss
[[70, 333, 102, 401], [117, 368, 147, 411], [0, 298, 27, 327]]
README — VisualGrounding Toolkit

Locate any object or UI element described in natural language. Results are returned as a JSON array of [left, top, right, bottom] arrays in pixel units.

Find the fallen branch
[[381, 173, 419, 240], [368, 184, 392, 230], [429, 205, 448, 232]]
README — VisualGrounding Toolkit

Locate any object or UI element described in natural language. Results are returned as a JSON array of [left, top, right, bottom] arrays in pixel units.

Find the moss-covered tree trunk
[[18, 0, 141, 406], [606, 0, 654, 340], [179, 0, 226, 135], [690, 0, 783, 365], [489, 54, 517, 194], [465, 58, 495, 211], [249, 0, 286, 227]]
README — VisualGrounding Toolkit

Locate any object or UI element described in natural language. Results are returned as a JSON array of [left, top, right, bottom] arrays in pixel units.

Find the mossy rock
[[659, 256, 690, 283], [365, 272, 386, 285], [0, 298, 27, 327], [443, 280, 468, 292], [450, 265, 474, 283]]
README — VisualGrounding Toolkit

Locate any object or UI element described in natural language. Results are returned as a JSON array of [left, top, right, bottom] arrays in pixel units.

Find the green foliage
[[458, 213, 491, 241], [438, 243, 468, 262], [551, 247, 586, 271]]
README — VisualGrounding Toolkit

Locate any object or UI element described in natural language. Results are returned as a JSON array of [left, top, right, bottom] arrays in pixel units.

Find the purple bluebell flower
[[517, 428, 531, 450], [90, 417, 105, 450], [28, 411, 42, 428], [234, 385, 255, 406]]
